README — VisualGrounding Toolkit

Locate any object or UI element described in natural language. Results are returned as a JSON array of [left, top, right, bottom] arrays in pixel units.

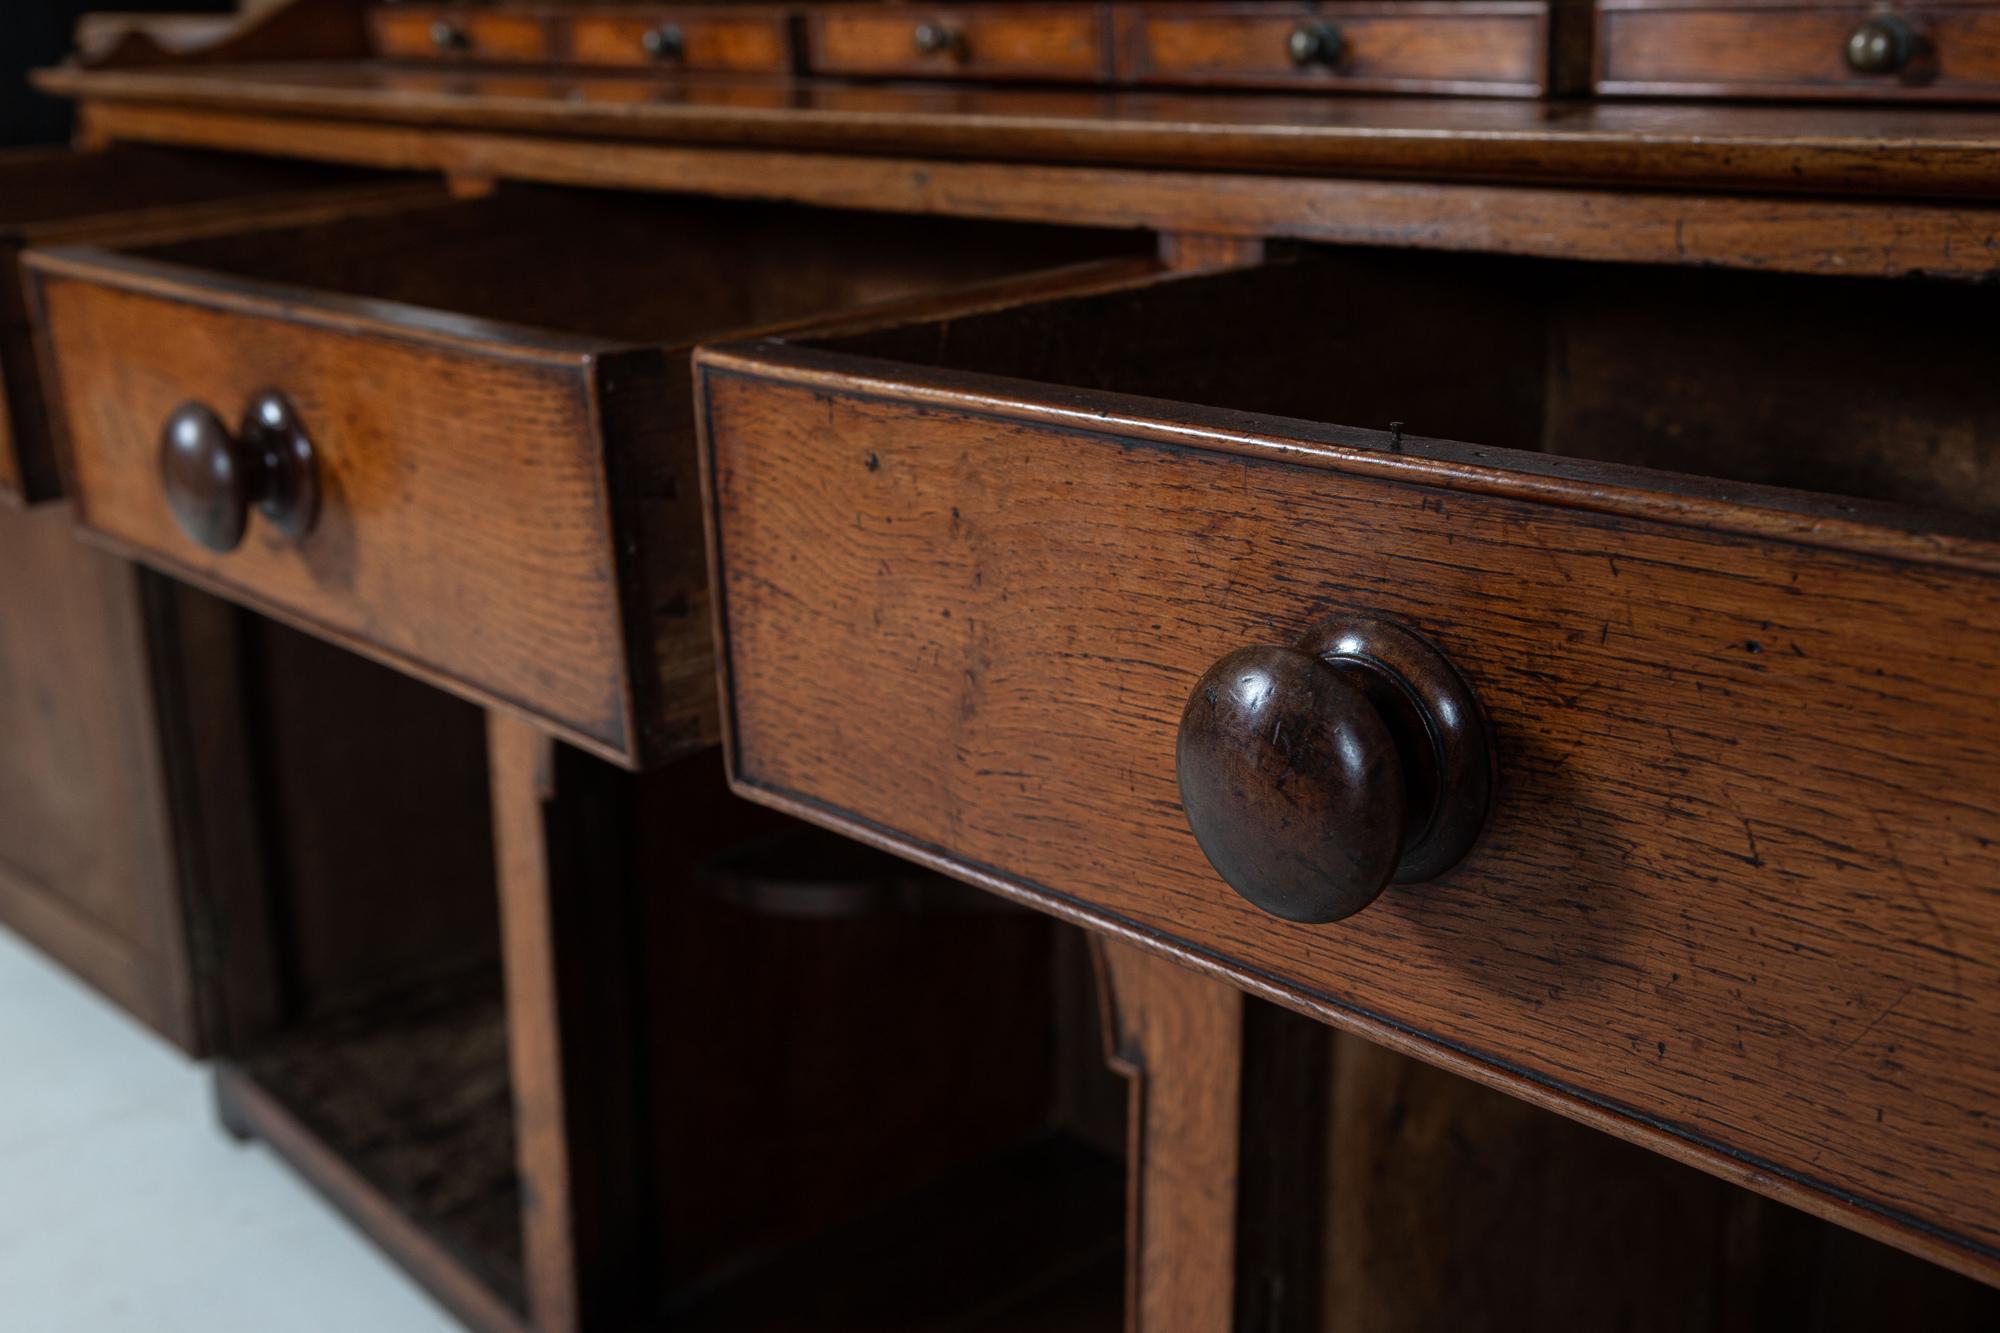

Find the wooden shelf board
[[37, 60, 2000, 200], [215, 977, 528, 1333]]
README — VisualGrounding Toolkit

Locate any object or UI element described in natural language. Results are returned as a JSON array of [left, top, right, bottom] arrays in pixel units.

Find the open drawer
[[0, 145, 428, 506], [695, 248, 2000, 1283], [25, 186, 1146, 767]]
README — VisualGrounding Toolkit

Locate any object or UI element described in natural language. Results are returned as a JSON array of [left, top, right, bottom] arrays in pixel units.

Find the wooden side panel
[[30, 261, 639, 761], [1096, 938, 1242, 1333], [0, 502, 194, 1047], [489, 714, 645, 1333], [699, 360, 2000, 1282]]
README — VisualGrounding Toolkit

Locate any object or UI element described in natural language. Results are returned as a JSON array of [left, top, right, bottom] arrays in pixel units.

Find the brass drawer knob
[[429, 19, 470, 51], [912, 20, 964, 56], [160, 392, 320, 553], [1287, 21, 1343, 68], [1845, 15, 1916, 73], [1177, 617, 1491, 923], [641, 22, 685, 60]]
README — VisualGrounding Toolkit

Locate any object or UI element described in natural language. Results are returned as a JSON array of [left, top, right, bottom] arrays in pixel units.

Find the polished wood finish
[[1178, 617, 1492, 924], [567, 9, 792, 73], [59, 98, 2000, 285], [372, 6, 555, 64], [695, 254, 2000, 1284], [0, 501, 196, 1048], [0, 143, 427, 505], [1599, 0, 2000, 100], [29, 188, 1128, 764], [1114, 2, 1561, 96], [46, 62, 2000, 205], [369, 4, 796, 73], [159, 392, 319, 553], [808, 5, 1113, 81]]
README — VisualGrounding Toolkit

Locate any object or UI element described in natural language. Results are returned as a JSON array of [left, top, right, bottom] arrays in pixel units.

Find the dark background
[[4, 0, 232, 145]]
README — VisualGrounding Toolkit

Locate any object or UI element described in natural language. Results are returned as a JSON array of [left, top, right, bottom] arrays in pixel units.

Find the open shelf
[[217, 972, 527, 1333]]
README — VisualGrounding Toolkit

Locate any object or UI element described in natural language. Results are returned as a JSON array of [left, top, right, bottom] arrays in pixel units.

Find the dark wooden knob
[[913, 20, 963, 56], [641, 22, 684, 60], [160, 391, 319, 553], [1287, 21, 1343, 67], [1845, 15, 1916, 73], [1177, 617, 1491, 923]]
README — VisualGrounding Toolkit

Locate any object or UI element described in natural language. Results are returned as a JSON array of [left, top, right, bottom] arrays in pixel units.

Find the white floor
[[0, 928, 461, 1333]]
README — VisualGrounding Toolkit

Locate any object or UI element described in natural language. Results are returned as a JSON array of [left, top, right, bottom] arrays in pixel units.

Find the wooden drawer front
[[807, 6, 1112, 81], [567, 9, 793, 72], [0, 147, 427, 507], [1114, 3, 1555, 94], [25, 189, 1145, 765], [30, 255, 642, 761], [371, 6, 555, 63], [697, 281, 2000, 1280], [1598, 0, 2000, 98]]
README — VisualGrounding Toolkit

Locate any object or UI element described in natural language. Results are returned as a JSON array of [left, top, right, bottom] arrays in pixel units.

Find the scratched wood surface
[[697, 284, 2000, 1280]]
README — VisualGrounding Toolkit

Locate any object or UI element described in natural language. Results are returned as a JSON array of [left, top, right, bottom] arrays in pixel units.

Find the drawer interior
[[118, 184, 1146, 347], [813, 245, 2000, 523]]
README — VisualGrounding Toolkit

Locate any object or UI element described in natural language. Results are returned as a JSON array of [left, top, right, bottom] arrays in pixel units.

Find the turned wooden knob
[[641, 22, 684, 59], [1845, 15, 1917, 73], [160, 391, 319, 553], [1176, 617, 1491, 923], [912, 20, 964, 55], [1287, 21, 1343, 67]]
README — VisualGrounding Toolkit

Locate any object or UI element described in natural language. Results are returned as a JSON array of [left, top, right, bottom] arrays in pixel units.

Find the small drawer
[[370, 5, 555, 63], [696, 248, 2000, 1279], [566, 8, 794, 73], [1597, 0, 2000, 99], [25, 188, 1143, 766], [806, 5, 1113, 82], [1114, 2, 1564, 95], [0, 146, 427, 507]]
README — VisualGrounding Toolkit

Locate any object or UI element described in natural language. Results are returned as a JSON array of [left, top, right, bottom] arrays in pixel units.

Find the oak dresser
[[3, 0, 2000, 1327]]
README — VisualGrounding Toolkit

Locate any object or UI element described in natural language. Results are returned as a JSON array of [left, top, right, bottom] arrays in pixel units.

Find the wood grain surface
[[0, 501, 194, 1047], [30, 245, 644, 760], [1095, 937, 1243, 1332], [808, 5, 1114, 81], [1114, 2, 1552, 95], [0, 144, 429, 505], [28, 186, 1135, 763], [568, 10, 792, 73], [1599, 0, 2000, 100], [695, 294, 2000, 1282], [43, 60, 2000, 202]]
